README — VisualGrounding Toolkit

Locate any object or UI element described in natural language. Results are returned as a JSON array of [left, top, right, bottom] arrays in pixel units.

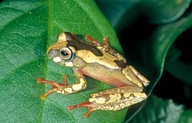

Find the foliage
[[0, 0, 192, 123]]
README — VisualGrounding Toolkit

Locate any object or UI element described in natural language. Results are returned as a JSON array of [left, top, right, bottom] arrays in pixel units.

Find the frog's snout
[[47, 49, 59, 59]]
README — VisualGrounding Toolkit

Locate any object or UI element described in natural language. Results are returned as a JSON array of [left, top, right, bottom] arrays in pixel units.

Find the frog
[[37, 32, 150, 118]]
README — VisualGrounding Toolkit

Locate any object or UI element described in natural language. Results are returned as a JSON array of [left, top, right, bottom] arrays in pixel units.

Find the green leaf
[[165, 45, 192, 85], [138, 0, 191, 24], [95, 0, 191, 32], [129, 95, 192, 123], [123, 4, 192, 123], [0, 0, 126, 123], [141, 8, 192, 94], [129, 95, 190, 123], [95, 0, 139, 33], [179, 110, 192, 123]]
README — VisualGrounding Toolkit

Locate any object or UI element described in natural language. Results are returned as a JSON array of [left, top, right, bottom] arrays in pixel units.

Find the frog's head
[[47, 32, 87, 68]]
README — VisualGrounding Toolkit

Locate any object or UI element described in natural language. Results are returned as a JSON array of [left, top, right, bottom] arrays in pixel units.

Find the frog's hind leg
[[68, 85, 147, 118]]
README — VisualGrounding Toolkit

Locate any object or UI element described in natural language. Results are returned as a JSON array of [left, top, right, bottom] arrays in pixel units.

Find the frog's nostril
[[47, 49, 59, 59]]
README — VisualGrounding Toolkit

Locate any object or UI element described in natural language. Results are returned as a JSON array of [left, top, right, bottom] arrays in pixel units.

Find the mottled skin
[[37, 32, 150, 118]]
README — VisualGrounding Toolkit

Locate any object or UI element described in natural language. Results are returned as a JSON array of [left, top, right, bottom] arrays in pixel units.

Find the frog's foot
[[68, 102, 95, 118], [37, 75, 68, 100]]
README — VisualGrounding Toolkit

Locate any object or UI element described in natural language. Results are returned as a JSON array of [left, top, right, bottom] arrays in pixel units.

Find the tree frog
[[37, 32, 150, 118]]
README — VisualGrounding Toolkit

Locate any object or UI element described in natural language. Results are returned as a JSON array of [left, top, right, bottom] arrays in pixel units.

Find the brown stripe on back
[[65, 32, 75, 40], [64, 32, 103, 56], [67, 39, 103, 56], [114, 60, 127, 68]]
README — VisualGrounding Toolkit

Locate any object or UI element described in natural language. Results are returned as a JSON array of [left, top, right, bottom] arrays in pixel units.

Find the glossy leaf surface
[[0, 1, 125, 123]]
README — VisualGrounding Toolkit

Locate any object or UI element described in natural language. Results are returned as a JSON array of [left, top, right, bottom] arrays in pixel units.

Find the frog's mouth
[[47, 49, 61, 63]]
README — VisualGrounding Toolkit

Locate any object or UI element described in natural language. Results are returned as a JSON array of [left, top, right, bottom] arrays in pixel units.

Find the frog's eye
[[60, 47, 74, 60]]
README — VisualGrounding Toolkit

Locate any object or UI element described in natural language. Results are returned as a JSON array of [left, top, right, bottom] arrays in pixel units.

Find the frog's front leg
[[68, 85, 147, 118], [37, 69, 86, 99]]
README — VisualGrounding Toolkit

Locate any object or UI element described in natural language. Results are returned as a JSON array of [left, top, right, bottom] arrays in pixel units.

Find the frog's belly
[[81, 63, 134, 87]]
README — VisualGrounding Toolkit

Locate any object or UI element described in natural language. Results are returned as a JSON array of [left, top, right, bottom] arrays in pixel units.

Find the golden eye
[[60, 47, 74, 60]]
